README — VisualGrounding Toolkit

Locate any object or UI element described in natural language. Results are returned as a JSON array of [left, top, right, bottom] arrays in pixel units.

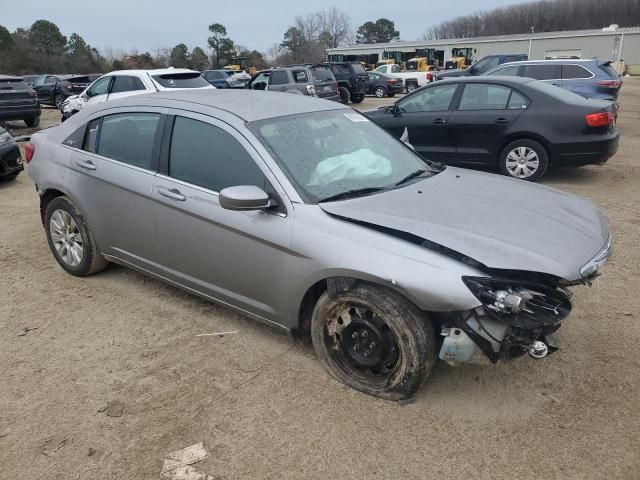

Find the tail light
[[595, 79, 621, 89], [25, 142, 35, 163], [585, 112, 614, 128], [385, 79, 398, 84], [426, 72, 433, 81]]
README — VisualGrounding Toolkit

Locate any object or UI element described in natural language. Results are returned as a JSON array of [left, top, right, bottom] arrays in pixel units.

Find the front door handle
[[433, 118, 446, 125], [495, 118, 509, 124], [158, 187, 186, 202], [76, 159, 97, 170]]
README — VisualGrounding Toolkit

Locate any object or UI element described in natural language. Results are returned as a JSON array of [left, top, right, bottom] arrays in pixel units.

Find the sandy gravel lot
[[1, 84, 639, 479]]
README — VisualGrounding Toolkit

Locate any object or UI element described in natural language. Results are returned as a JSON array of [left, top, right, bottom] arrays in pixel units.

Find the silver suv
[[267, 65, 340, 102]]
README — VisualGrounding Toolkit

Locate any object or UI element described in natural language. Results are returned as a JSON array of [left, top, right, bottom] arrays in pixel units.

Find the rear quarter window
[[562, 65, 593, 79], [269, 70, 289, 85], [152, 73, 209, 88]]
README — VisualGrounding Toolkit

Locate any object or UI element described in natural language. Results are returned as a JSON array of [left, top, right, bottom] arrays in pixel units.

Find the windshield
[[0, 79, 29, 90], [151, 72, 210, 88], [249, 110, 441, 203]]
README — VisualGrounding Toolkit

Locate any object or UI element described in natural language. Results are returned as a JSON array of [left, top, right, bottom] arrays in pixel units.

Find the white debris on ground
[[160, 442, 212, 480]]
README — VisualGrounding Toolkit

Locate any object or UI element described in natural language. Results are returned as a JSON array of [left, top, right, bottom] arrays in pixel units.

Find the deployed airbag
[[307, 148, 392, 187]]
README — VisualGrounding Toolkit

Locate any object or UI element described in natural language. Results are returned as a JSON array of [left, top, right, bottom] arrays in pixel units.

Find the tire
[[406, 82, 418, 93], [311, 282, 437, 401], [55, 94, 65, 110], [3, 173, 19, 182], [24, 116, 40, 128], [338, 86, 350, 104], [44, 196, 108, 276], [499, 139, 549, 181], [351, 93, 364, 104], [374, 86, 387, 98]]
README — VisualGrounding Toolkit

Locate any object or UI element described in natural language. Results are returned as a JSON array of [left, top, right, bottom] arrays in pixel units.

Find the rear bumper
[[318, 93, 341, 102], [0, 105, 41, 121], [552, 132, 619, 166]]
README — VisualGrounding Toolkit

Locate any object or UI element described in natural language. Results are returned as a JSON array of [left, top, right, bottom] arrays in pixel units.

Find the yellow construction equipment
[[224, 57, 256, 75], [406, 57, 439, 72], [444, 56, 468, 70]]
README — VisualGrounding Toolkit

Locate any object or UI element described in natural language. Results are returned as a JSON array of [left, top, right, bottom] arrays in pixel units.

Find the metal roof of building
[[327, 26, 640, 53]]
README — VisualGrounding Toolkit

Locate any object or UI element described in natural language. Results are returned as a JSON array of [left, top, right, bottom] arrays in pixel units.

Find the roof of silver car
[[141, 89, 348, 122]]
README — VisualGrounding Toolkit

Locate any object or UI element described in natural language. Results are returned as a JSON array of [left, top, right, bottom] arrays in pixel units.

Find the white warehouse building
[[326, 26, 640, 73]]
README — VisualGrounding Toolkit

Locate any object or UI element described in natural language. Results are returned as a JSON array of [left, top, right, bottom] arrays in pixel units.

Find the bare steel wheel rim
[[506, 146, 540, 178], [49, 209, 84, 267], [324, 303, 400, 380]]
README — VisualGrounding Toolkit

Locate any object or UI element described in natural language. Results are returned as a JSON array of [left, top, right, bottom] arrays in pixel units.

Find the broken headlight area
[[438, 277, 572, 366]]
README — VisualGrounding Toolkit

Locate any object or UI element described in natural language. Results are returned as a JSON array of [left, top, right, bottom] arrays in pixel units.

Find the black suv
[[323, 62, 369, 104], [33, 74, 93, 109], [0, 75, 41, 128]]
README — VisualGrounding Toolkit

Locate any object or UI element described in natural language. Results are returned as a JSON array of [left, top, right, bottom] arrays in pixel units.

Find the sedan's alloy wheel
[[49, 209, 84, 267], [505, 146, 540, 179], [375, 86, 386, 98]]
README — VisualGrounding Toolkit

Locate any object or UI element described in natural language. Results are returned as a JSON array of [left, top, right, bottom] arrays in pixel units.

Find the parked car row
[[26, 89, 613, 400]]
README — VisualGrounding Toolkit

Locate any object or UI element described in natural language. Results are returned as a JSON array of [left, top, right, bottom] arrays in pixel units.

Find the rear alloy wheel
[[55, 94, 65, 110], [374, 86, 387, 98], [500, 139, 548, 181], [311, 283, 437, 401], [44, 196, 108, 276], [338, 86, 351, 104]]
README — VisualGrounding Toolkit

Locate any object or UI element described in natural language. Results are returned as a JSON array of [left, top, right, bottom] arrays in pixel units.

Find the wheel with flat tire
[[499, 139, 548, 181], [24, 116, 40, 128], [374, 86, 387, 98], [44, 196, 108, 276], [338, 86, 350, 104], [311, 282, 437, 401], [350, 93, 364, 103]]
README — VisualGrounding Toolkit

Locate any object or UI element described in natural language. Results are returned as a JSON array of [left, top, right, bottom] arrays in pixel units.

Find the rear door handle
[[158, 187, 186, 202], [433, 118, 446, 125], [495, 118, 510, 124], [76, 159, 97, 170]]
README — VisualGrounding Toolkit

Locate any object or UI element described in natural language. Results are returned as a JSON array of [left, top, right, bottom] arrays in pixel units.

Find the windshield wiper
[[318, 187, 386, 203], [394, 169, 429, 187]]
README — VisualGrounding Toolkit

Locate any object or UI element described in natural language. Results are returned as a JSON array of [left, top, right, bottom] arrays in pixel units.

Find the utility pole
[[528, 26, 535, 58]]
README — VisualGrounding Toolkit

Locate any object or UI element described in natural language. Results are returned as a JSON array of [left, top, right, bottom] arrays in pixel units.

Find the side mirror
[[219, 185, 275, 211]]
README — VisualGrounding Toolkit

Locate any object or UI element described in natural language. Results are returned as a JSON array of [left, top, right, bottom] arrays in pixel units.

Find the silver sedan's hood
[[320, 167, 610, 282]]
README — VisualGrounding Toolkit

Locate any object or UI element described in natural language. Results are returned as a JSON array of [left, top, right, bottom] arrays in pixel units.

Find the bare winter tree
[[316, 7, 353, 49], [423, 0, 640, 40]]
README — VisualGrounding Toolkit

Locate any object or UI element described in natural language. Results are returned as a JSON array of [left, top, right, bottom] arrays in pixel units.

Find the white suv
[[61, 68, 214, 121]]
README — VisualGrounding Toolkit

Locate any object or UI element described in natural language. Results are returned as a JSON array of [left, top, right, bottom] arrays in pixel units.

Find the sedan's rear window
[[151, 73, 210, 88], [310, 67, 334, 83], [0, 79, 29, 90]]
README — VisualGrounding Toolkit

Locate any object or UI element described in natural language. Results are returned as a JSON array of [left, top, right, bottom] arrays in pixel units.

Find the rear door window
[[489, 64, 521, 76], [151, 73, 209, 88], [269, 70, 289, 85], [168, 116, 266, 192], [521, 64, 561, 80], [292, 70, 308, 83], [562, 64, 593, 79], [458, 84, 511, 110], [111, 76, 146, 93], [94, 113, 161, 169]]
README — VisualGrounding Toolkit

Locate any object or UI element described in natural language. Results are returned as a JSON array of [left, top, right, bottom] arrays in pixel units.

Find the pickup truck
[[373, 64, 433, 93], [436, 53, 528, 80]]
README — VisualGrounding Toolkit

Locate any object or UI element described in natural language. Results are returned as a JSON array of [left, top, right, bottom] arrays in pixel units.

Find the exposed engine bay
[[439, 276, 573, 365]]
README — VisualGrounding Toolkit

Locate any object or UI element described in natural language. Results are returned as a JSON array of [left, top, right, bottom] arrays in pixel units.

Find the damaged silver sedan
[[27, 90, 612, 400]]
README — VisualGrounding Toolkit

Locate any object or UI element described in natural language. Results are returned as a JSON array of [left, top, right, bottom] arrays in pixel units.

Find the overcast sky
[[2, 0, 532, 54]]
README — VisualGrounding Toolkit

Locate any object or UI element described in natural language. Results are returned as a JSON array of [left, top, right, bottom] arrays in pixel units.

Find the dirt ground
[[1, 84, 639, 480]]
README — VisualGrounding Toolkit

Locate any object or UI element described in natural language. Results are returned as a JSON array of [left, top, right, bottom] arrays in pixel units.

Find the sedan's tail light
[[595, 79, 621, 89], [585, 111, 614, 128], [386, 79, 398, 84], [25, 142, 35, 163]]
